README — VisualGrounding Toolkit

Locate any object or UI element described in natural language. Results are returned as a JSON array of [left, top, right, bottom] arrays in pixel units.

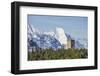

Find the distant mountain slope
[[28, 25, 87, 52]]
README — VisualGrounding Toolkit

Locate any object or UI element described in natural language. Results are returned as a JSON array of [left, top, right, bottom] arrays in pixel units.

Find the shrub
[[28, 48, 88, 60]]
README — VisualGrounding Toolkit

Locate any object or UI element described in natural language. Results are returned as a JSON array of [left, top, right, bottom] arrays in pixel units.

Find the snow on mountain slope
[[28, 25, 87, 52], [77, 39, 88, 49], [43, 31, 55, 36], [28, 25, 62, 52], [55, 27, 68, 49], [75, 40, 85, 49]]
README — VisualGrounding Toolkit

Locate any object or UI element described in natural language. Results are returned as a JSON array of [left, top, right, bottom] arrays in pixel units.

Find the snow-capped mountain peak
[[43, 31, 55, 36], [55, 27, 67, 45], [28, 25, 87, 52]]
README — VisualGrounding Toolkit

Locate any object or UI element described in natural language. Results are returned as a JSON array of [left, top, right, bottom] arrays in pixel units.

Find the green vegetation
[[28, 48, 88, 61]]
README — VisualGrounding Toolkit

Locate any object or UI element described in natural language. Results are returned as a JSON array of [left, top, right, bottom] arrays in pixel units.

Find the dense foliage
[[28, 48, 88, 61]]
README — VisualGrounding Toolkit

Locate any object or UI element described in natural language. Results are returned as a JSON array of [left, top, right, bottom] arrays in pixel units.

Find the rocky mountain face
[[28, 25, 87, 52]]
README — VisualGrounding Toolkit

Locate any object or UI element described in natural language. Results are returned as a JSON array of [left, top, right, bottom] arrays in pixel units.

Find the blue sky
[[28, 15, 88, 40]]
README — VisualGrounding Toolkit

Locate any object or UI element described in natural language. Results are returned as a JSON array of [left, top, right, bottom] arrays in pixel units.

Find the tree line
[[28, 48, 88, 61]]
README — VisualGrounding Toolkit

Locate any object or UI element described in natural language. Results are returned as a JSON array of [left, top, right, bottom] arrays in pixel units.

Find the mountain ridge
[[28, 25, 87, 52]]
